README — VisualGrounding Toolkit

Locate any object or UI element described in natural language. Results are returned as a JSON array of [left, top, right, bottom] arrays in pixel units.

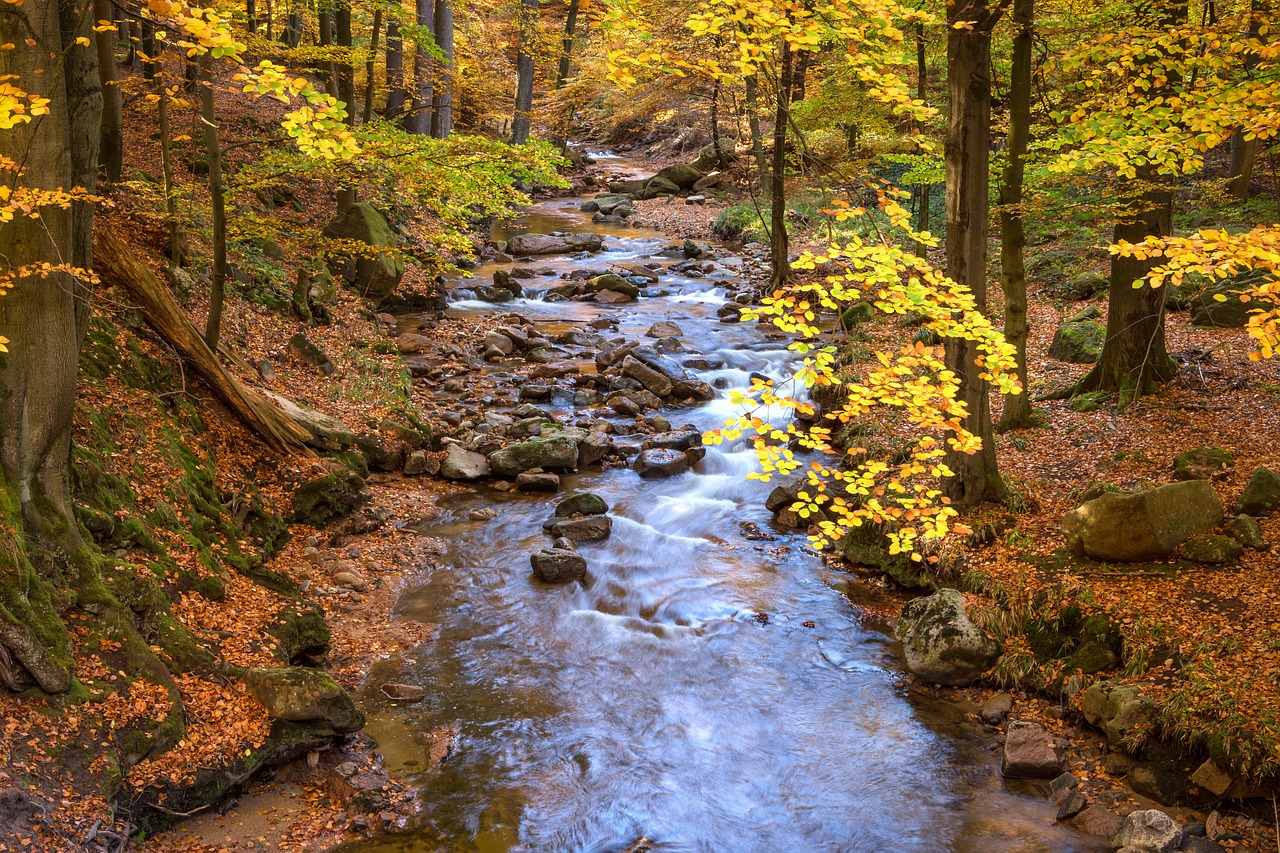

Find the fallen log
[[94, 229, 314, 453]]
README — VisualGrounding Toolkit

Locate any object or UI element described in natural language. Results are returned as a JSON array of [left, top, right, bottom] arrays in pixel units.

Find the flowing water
[[341, 157, 1106, 853]]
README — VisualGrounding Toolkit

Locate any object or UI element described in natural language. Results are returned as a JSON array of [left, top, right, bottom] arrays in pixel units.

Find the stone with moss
[[1172, 447, 1234, 481], [322, 203, 405, 299], [1227, 513, 1266, 550], [1180, 533, 1244, 565], [489, 437, 579, 478], [1068, 391, 1110, 412], [1060, 271, 1108, 300], [840, 302, 875, 329], [268, 605, 331, 664], [289, 460, 367, 527], [1063, 480, 1223, 562], [895, 588, 1000, 686], [242, 666, 364, 732], [1048, 321, 1105, 364], [1081, 681, 1157, 750], [1236, 466, 1280, 517]]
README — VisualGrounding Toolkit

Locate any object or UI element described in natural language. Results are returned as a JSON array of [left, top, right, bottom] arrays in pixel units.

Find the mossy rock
[[1179, 533, 1244, 564], [1172, 447, 1234, 481], [840, 525, 933, 590], [268, 605, 331, 664], [289, 461, 367, 527], [322, 203, 405, 299], [1069, 391, 1110, 412], [1048, 321, 1105, 364], [1227, 513, 1266, 550], [840, 301, 875, 329], [1059, 271, 1108, 301], [242, 666, 364, 733], [1236, 466, 1280, 517]]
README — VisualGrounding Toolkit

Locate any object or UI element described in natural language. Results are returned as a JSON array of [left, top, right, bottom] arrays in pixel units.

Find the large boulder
[[1189, 272, 1273, 328], [530, 549, 587, 584], [1236, 466, 1280, 516], [489, 437, 579, 478], [1048, 321, 1106, 363], [441, 444, 490, 481], [1002, 720, 1067, 779], [894, 588, 1000, 686], [506, 233, 604, 255], [556, 492, 609, 517], [1109, 810, 1181, 852], [1172, 447, 1234, 481], [1080, 681, 1157, 748], [653, 163, 703, 190], [1061, 480, 1223, 562], [639, 175, 681, 199], [260, 390, 355, 452], [633, 448, 692, 478], [290, 459, 367, 527], [242, 666, 364, 733], [322, 203, 405, 298]]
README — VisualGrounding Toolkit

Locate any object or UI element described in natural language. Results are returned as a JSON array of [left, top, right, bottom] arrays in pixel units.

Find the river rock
[[589, 273, 640, 299], [640, 175, 681, 198], [403, 450, 428, 476], [981, 692, 1014, 724], [530, 549, 587, 583], [642, 429, 703, 452], [242, 666, 364, 732], [622, 355, 674, 397], [379, 683, 425, 702], [1081, 681, 1157, 748], [1002, 721, 1066, 778], [515, 471, 561, 492], [1236, 466, 1280, 516], [483, 331, 515, 355], [506, 233, 604, 255], [545, 515, 612, 542], [322, 203, 405, 298], [895, 588, 1000, 686], [556, 492, 609, 517], [489, 437, 579, 478], [1110, 809, 1181, 852], [654, 163, 703, 190], [290, 459, 367, 527], [633, 448, 691, 478], [672, 380, 716, 401], [441, 444, 490, 481], [595, 288, 634, 304], [1061, 480, 1223, 561]]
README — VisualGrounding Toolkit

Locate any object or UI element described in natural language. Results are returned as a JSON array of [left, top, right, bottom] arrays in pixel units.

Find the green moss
[[267, 605, 331, 663]]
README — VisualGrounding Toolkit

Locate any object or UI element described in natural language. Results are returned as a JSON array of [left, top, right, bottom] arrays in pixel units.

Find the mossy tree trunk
[[0, 0, 102, 693], [385, 21, 405, 120], [93, 0, 122, 183], [996, 0, 1034, 431], [768, 40, 793, 290], [942, 0, 1005, 507]]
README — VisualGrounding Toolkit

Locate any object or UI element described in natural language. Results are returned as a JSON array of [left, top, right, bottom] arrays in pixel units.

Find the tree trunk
[[363, 8, 381, 124], [93, 0, 122, 183], [942, 0, 1004, 507], [709, 76, 730, 170], [555, 0, 579, 89], [768, 42, 793, 290], [385, 22, 405, 119], [511, 0, 538, 144], [430, 0, 452, 137], [913, 21, 930, 254], [284, 3, 302, 47], [318, 9, 338, 98], [745, 74, 767, 190], [1228, 0, 1267, 200], [408, 0, 435, 135], [141, 18, 157, 80], [157, 84, 186, 266], [335, 0, 356, 210], [247, 0, 257, 34], [199, 53, 228, 351], [996, 0, 1033, 431], [0, 0, 103, 694]]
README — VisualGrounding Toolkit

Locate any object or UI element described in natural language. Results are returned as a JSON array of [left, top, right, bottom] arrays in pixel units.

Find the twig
[[144, 801, 212, 817]]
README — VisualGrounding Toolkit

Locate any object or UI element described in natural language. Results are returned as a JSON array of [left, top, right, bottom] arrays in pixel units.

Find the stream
[[340, 156, 1106, 853]]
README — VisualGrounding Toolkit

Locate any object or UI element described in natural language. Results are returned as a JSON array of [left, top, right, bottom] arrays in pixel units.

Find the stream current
[[341, 156, 1105, 853]]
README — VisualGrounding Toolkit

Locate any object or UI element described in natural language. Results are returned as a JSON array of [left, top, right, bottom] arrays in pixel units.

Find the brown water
[[340, 155, 1106, 853]]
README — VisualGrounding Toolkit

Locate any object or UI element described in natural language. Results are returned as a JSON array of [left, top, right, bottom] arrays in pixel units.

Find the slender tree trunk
[[247, 0, 257, 34], [363, 8, 381, 124], [158, 85, 185, 266], [199, 54, 228, 351], [385, 21, 405, 119], [0, 0, 103, 694], [141, 19, 157, 80], [942, 0, 1004, 506], [768, 42, 793, 289], [913, 21, 930, 253], [555, 0, 579, 88], [511, 0, 538, 143], [94, 0, 122, 182], [709, 76, 730, 170], [431, 0, 453, 137], [1228, 0, 1266, 199], [745, 74, 767, 190], [284, 3, 302, 47], [996, 0, 1033, 431], [408, 0, 435, 134], [335, 0, 356, 210], [266, 0, 274, 40], [318, 9, 338, 98]]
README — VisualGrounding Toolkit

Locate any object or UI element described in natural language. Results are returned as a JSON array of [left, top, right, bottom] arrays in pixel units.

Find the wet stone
[[531, 549, 588, 584], [516, 472, 561, 492], [545, 515, 612, 542], [633, 448, 692, 478]]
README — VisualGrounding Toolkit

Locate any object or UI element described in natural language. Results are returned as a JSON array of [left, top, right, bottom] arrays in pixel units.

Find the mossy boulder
[[1068, 391, 1110, 412], [1189, 271, 1274, 328], [895, 588, 1000, 685], [289, 460, 367, 527], [1180, 533, 1244, 565], [639, 175, 681, 199], [1172, 446, 1234, 481], [555, 493, 609, 517], [242, 666, 364, 732], [841, 525, 932, 590], [268, 605, 331, 664], [1236, 466, 1280, 516], [1060, 271, 1108, 301], [488, 437, 579, 478], [1081, 680, 1157, 750], [653, 163, 703, 190], [1061, 480, 1223, 561], [322, 203, 405, 299], [1048, 321, 1105, 364], [1227, 513, 1266, 549], [840, 301, 875, 328]]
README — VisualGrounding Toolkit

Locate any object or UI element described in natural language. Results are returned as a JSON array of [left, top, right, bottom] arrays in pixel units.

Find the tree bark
[[0, 0, 103, 694], [996, 0, 1033, 431], [555, 0, 579, 89], [1227, 0, 1267, 200], [247, 0, 257, 34], [913, 21, 930, 254], [93, 0, 122, 182], [408, 0, 435, 135], [745, 73, 767, 190], [199, 53, 228, 351], [430, 0, 452, 137], [362, 8, 381, 124], [511, 0, 538, 144], [335, 0, 356, 210], [157, 83, 185, 266], [768, 42, 793, 290], [318, 9, 338, 98], [385, 21, 405, 119], [942, 0, 1004, 507]]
